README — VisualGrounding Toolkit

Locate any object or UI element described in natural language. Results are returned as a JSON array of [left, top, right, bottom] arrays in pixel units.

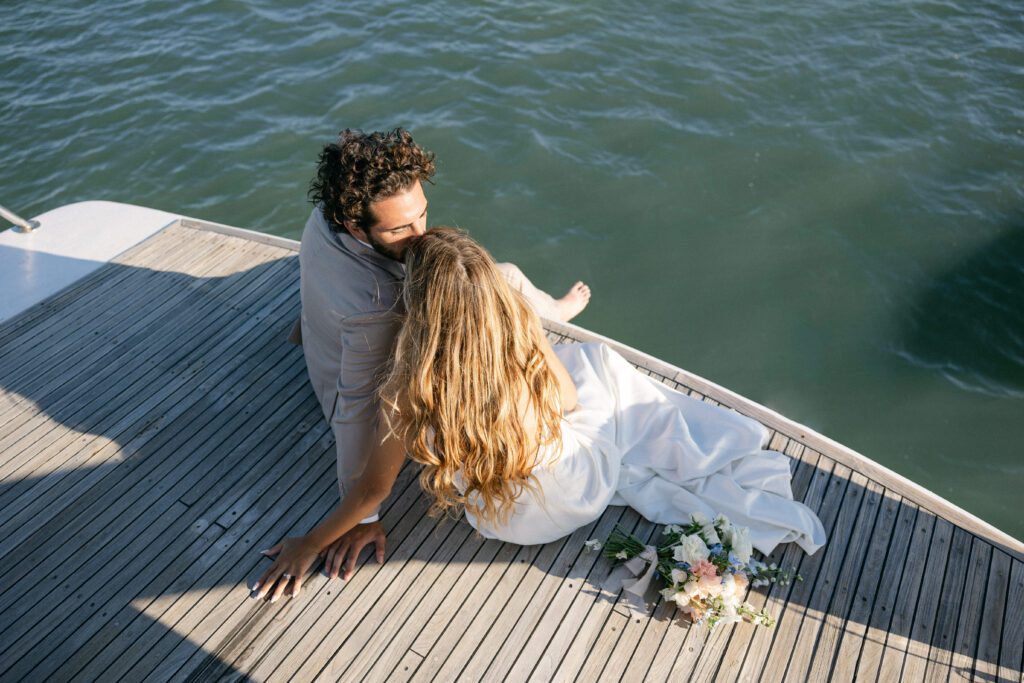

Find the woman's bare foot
[[556, 281, 591, 321]]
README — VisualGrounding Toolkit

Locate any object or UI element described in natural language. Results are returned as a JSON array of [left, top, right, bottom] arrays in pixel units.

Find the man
[[293, 128, 590, 583]]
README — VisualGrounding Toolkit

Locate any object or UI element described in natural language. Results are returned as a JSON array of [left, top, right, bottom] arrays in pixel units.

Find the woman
[[253, 228, 826, 602]]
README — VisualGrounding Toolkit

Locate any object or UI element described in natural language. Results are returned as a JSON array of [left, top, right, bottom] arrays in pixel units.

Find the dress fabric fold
[[463, 342, 827, 557]]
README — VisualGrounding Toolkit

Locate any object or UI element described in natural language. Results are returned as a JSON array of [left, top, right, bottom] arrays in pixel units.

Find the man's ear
[[345, 221, 369, 242]]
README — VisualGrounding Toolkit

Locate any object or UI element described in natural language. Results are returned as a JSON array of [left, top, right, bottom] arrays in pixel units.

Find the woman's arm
[[253, 405, 407, 601]]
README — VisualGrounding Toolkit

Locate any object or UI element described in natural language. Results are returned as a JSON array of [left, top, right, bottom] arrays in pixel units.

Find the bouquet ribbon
[[604, 545, 659, 614]]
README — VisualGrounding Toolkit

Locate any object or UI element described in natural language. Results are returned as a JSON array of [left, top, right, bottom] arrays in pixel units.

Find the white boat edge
[[3, 199, 1022, 561]]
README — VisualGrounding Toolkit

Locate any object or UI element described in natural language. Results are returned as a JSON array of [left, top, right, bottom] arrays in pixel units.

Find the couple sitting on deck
[[252, 129, 826, 603]]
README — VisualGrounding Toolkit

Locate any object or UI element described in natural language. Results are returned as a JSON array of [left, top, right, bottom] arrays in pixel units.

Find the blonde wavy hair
[[380, 227, 564, 527]]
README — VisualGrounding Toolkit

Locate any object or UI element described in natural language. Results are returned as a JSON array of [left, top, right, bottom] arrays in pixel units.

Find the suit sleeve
[[333, 309, 402, 523]]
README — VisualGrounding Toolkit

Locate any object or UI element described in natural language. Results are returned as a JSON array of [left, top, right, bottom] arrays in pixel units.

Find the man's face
[[351, 181, 428, 261]]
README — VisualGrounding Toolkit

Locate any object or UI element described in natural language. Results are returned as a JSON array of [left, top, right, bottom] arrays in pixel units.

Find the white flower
[[673, 534, 710, 566], [681, 579, 702, 598], [584, 539, 603, 552], [615, 550, 630, 560], [670, 568, 689, 585], [714, 514, 732, 533], [690, 511, 710, 526], [660, 586, 678, 601], [718, 602, 742, 625], [729, 527, 753, 563], [721, 574, 738, 600], [701, 523, 721, 547], [663, 524, 684, 536]]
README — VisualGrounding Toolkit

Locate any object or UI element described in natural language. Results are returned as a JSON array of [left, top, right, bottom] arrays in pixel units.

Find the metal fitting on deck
[[0, 204, 40, 233]]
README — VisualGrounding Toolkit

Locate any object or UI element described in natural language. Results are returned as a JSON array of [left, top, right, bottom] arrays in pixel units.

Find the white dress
[[462, 342, 827, 557]]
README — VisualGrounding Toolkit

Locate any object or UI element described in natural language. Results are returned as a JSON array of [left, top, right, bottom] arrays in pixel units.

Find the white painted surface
[[0, 200, 179, 322]]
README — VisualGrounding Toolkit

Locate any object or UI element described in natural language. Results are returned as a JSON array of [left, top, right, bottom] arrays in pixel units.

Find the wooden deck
[[0, 218, 1021, 682]]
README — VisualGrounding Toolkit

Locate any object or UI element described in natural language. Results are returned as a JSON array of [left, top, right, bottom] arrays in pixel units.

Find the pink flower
[[692, 559, 718, 579], [697, 574, 723, 598], [733, 572, 749, 592]]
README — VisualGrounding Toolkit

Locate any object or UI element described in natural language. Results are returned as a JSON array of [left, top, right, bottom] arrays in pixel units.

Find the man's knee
[[495, 262, 526, 290]]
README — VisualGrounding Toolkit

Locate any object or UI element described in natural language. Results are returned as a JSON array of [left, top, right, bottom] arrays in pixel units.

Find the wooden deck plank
[[472, 508, 632, 681], [0, 260, 298, 494], [718, 452, 837, 681], [488, 507, 634, 681], [172, 463, 427, 682], [730, 457, 849, 681], [947, 537, 993, 682], [803, 478, 887, 681], [0, 344, 305, 638], [227, 469, 431, 682], [0, 229, 291, 401], [921, 526, 974, 681], [281, 514, 470, 681], [112, 460, 338, 682], [36, 431, 335, 682], [0, 239, 266, 451], [0, 325, 303, 556], [0, 229, 271, 400], [0, 309, 303, 597], [0, 253, 296, 488], [598, 518, 684, 682], [349, 528, 494, 682], [50, 522, 226, 682], [46, 408, 326, 681], [690, 434, 800, 681], [303, 520, 474, 683], [873, 509, 940, 681], [0, 348, 303, 593], [428, 538, 572, 680], [0, 224, 233, 352], [82, 429, 357, 683], [898, 516, 955, 682], [569, 518, 659, 681], [439, 531, 587, 681], [973, 550, 1012, 683], [0, 351, 311, 661], [1, 499, 191, 680], [516, 509, 644, 682], [387, 650, 424, 683], [762, 466, 871, 681], [827, 488, 904, 681], [0, 241, 292, 445], [618, 600, 676, 683], [0, 223, 203, 349], [998, 559, 1024, 683]]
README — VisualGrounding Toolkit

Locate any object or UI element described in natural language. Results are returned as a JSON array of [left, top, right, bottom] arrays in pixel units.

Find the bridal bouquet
[[586, 512, 801, 628]]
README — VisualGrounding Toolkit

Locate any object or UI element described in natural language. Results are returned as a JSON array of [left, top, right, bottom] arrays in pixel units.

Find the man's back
[[298, 205, 404, 491]]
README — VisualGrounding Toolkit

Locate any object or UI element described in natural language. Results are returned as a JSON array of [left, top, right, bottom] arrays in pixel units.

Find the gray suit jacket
[[297, 206, 405, 520]]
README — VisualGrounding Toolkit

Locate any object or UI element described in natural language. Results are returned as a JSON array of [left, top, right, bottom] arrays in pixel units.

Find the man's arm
[[254, 404, 407, 600], [333, 309, 403, 522]]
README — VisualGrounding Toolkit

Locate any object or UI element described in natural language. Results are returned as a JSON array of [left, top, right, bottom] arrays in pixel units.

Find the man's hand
[[252, 536, 320, 602], [320, 521, 386, 581]]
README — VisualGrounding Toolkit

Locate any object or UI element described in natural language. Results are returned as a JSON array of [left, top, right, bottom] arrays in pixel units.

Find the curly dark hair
[[308, 128, 436, 235]]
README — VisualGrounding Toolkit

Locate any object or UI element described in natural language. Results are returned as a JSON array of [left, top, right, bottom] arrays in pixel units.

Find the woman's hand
[[251, 536, 320, 602]]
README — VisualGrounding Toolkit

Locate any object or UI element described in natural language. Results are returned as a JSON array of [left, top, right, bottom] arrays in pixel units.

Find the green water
[[2, 1, 1022, 538]]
